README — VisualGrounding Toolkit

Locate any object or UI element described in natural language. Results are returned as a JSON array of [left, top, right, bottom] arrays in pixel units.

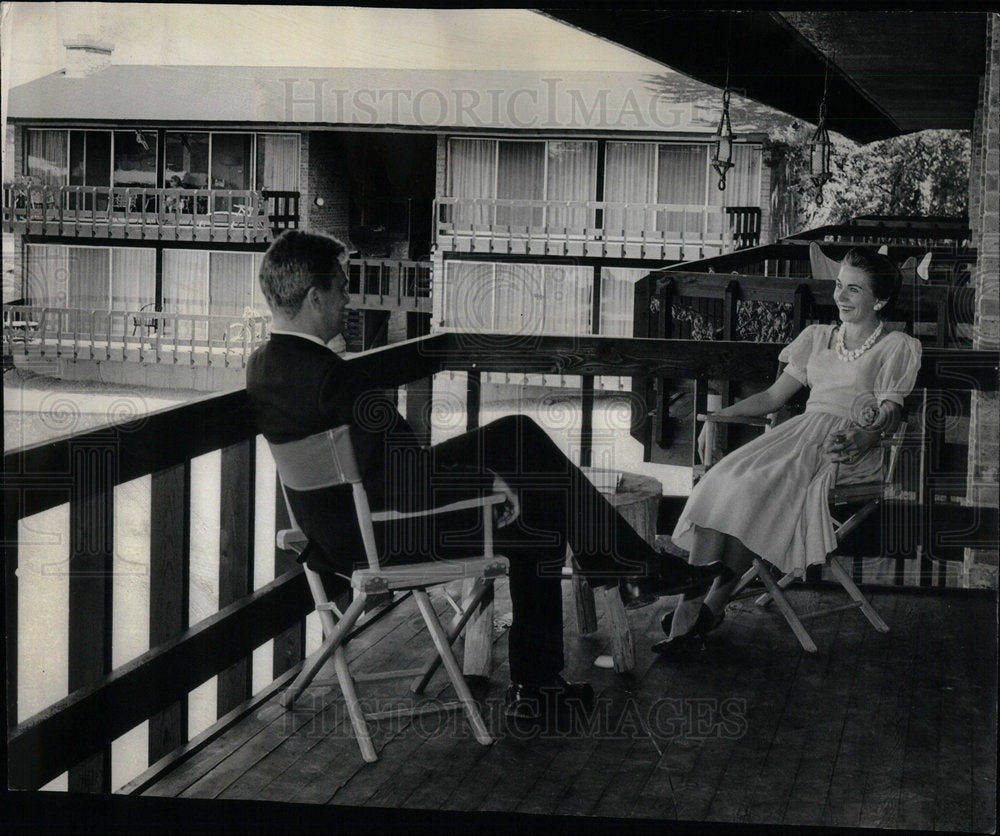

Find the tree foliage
[[766, 126, 971, 235]]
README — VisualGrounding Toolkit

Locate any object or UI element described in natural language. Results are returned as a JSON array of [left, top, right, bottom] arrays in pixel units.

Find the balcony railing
[[4, 333, 996, 791], [3, 304, 270, 367], [433, 198, 761, 260], [2, 184, 300, 243], [344, 257, 432, 312]]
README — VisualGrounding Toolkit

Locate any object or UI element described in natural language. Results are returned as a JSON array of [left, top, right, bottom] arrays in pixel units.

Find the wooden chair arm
[[697, 413, 771, 427], [370, 492, 506, 523]]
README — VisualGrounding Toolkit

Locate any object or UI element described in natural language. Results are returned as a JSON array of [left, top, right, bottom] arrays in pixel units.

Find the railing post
[[67, 429, 117, 793], [148, 462, 191, 762], [218, 441, 255, 715]]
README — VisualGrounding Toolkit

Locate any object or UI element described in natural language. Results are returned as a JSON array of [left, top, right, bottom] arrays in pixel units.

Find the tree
[[767, 127, 971, 234]]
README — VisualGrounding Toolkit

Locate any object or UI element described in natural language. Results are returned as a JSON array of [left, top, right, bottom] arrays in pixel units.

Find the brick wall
[[966, 12, 1000, 587], [758, 151, 773, 243], [435, 135, 448, 200], [303, 131, 351, 241]]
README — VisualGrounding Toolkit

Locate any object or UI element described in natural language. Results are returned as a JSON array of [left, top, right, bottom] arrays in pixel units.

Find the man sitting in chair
[[247, 230, 724, 720]]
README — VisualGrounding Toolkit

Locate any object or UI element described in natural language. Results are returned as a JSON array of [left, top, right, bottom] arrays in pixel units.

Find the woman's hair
[[840, 247, 903, 320], [258, 229, 348, 318]]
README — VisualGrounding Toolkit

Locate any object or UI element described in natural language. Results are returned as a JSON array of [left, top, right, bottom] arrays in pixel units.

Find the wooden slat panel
[[8, 571, 312, 791]]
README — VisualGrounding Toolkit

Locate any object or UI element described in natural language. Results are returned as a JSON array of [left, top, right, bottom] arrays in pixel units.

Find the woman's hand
[[492, 475, 520, 528], [822, 426, 880, 464]]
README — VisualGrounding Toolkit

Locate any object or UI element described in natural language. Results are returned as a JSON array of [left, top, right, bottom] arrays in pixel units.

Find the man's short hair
[[258, 229, 348, 318]]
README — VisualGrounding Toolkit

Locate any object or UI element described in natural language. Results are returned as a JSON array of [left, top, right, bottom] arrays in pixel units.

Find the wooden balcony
[[345, 257, 432, 313], [2, 305, 270, 368], [5, 334, 996, 817], [433, 198, 761, 261], [2, 184, 299, 244]]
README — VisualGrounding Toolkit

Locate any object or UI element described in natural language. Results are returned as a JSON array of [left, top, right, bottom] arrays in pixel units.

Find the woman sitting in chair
[[656, 247, 922, 657]]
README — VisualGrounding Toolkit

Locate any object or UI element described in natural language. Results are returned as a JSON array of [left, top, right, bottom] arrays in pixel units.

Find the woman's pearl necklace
[[835, 322, 884, 362]]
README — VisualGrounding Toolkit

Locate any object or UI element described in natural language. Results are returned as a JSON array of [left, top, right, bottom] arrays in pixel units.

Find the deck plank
[[135, 587, 997, 831]]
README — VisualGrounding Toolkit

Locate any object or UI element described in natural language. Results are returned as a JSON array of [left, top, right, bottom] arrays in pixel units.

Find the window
[[256, 134, 300, 191], [164, 132, 209, 188], [442, 260, 592, 336], [447, 138, 598, 229], [113, 131, 158, 187], [25, 130, 68, 185]]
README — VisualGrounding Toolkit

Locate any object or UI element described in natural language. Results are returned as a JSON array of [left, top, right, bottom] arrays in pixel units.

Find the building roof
[[7, 64, 796, 136]]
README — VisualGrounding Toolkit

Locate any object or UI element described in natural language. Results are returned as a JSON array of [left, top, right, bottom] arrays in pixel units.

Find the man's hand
[[492, 475, 520, 528]]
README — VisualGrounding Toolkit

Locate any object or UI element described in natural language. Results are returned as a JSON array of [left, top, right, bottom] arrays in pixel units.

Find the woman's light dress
[[671, 324, 922, 576]]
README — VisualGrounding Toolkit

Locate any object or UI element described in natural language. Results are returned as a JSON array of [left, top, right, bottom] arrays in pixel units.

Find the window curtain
[[493, 262, 544, 335], [163, 249, 209, 341], [706, 144, 762, 238], [496, 141, 544, 228], [599, 267, 647, 390], [111, 248, 155, 334], [25, 244, 69, 306], [441, 260, 495, 331], [657, 144, 708, 237], [543, 264, 592, 335], [256, 134, 300, 191], [26, 130, 68, 185], [209, 252, 254, 319], [604, 142, 656, 235], [546, 141, 598, 231], [447, 139, 496, 227], [67, 246, 110, 334]]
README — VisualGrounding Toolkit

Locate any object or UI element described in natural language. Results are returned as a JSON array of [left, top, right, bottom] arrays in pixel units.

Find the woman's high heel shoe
[[651, 604, 722, 657]]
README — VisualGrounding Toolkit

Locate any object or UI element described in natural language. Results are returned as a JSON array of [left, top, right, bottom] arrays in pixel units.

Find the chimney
[[62, 35, 113, 78]]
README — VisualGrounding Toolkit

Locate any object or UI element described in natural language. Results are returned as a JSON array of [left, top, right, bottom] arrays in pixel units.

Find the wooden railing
[[433, 197, 761, 260], [4, 333, 996, 791], [640, 239, 977, 347], [1, 184, 300, 243], [344, 257, 432, 312], [2, 304, 271, 367]]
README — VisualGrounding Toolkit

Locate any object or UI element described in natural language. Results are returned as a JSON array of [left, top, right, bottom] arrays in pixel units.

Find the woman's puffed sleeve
[[874, 334, 922, 406], [777, 325, 819, 386]]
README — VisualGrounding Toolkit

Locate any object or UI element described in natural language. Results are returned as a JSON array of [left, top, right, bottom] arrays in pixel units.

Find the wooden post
[[217, 441, 255, 716], [148, 461, 191, 763], [67, 432, 116, 793], [581, 375, 595, 468]]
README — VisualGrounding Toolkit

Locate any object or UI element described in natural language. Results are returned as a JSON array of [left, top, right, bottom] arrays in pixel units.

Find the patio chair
[[697, 391, 910, 653], [268, 425, 509, 762]]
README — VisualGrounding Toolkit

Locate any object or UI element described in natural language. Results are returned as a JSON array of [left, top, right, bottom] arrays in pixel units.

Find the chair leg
[[412, 589, 493, 747], [827, 557, 890, 633], [331, 644, 378, 762], [754, 570, 796, 607], [570, 555, 599, 635], [281, 593, 368, 708], [752, 558, 818, 653], [412, 578, 493, 694], [731, 563, 761, 598]]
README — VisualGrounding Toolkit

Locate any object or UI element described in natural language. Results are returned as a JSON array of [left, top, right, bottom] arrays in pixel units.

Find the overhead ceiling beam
[[540, 9, 951, 143]]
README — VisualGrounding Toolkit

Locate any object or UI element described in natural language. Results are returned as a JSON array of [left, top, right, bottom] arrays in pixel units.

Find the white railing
[[433, 197, 760, 257], [3, 304, 271, 367], [1, 184, 299, 243]]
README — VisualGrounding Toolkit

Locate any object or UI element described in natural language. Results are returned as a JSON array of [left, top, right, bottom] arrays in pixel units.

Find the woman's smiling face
[[833, 264, 882, 326]]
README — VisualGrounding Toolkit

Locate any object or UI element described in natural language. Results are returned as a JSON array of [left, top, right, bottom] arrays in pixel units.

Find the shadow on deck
[[120, 581, 995, 832]]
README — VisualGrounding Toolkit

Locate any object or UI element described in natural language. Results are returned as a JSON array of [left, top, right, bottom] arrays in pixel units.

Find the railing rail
[[4, 333, 996, 791], [344, 257, 433, 311], [2, 304, 271, 367], [433, 197, 760, 258], [2, 184, 300, 243]]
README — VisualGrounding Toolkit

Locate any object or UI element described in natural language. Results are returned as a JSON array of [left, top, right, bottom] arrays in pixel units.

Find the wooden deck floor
[[127, 581, 996, 833]]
